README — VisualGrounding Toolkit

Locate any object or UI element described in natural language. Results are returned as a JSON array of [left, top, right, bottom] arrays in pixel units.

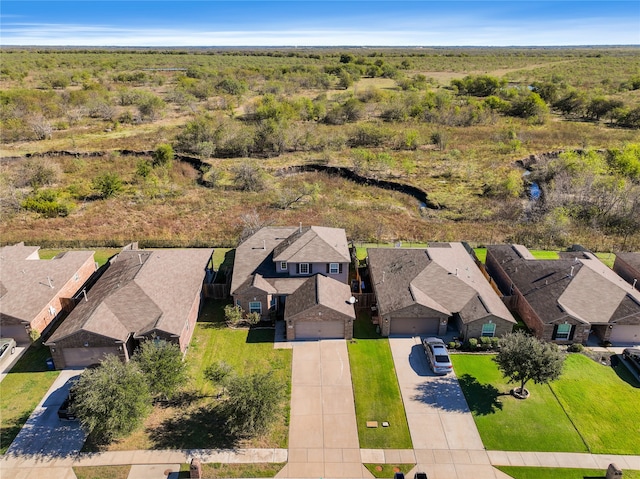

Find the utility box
[[190, 458, 202, 479], [606, 463, 623, 479]]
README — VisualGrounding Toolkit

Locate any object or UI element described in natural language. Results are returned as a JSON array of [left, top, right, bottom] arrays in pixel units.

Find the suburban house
[[614, 252, 640, 292], [486, 244, 640, 345], [231, 226, 355, 340], [45, 248, 213, 369], [0, 243, 96, 343], [367, 242, 516, 339]]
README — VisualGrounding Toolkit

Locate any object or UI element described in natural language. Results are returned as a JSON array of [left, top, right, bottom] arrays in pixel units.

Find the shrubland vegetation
[[1, 47, 639, 250]]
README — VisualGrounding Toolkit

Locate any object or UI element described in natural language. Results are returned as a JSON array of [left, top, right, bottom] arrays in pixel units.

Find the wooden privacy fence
[[203, 283, 230, 299], [352, 293, 375, 311]]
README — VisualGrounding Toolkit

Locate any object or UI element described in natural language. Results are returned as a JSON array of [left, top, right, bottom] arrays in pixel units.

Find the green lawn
[[73, 466, 131, 479], [348, 317, 412, 449], [474, 248, 566, 264], [39, 248, 120, 267], [0, 342, 60, 454], [497, 467, 640, 479], [594, 252, 616, 268], [199, 462, 286, 478], [452, 354, 640, 454], [364, 464, 416, 478]]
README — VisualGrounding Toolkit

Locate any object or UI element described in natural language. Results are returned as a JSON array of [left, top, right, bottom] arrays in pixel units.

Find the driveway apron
[[279, 340, 371, 478], [6, 369, 86, 458]]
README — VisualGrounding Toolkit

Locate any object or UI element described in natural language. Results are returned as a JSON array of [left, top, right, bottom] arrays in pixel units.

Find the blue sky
[[1, 1, 639, 46]]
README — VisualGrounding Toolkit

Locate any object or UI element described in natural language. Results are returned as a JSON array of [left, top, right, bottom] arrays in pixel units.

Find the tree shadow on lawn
[[246, 327, 274, 344], [456, 374, 506, 416], [610, 354, 640, 388], [149, 402, 240, 450], [410, 374, 493, 414]]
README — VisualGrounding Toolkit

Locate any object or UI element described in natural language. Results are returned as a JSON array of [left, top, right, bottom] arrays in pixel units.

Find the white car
[[0, 338, 17, 363], [422, 337, 453, 375]]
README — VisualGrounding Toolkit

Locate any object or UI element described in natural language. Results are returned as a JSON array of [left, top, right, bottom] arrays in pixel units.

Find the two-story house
[[231, 226, 355, 340]]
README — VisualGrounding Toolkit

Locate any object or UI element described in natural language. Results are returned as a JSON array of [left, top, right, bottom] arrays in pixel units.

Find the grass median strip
[[348, 316, 412, 449], [496, 467, 640, 479], [73, 465, 131, 479]]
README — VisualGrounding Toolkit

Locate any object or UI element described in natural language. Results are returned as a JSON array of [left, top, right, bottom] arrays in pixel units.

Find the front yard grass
[[364, 464, 416, 478], [496, 467, 640, 479], [73, 465, 131, 479], [348, 315, 412, 449], [92, 299, 292, 451], [199, 462, 286, 478], [452, 353, 640, 454], [0, 341, 60, 454]]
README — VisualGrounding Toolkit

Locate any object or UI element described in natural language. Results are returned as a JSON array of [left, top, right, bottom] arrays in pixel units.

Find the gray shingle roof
[[368, 243, 514, 324], [231, 226, 349, 296], [617, 252, 640, 274], [488, 245, 640, 325], [48, 248, 213, 343], [0, 243, 94, 324]]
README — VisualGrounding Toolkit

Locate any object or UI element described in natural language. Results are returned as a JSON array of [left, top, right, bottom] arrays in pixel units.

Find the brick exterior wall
[[458, 314, 515, 340], [29, 255, 97, 335], [233, 287, 271, 320], [285, 304, 353, 340], [176, 290, 203, 353], [613, 257, 640, 291]]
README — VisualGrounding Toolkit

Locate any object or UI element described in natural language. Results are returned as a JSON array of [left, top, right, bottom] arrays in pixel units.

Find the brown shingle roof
[[616, 252, 640, 274], [0, 243, 94, 324], [368, 243, 515, 325], [488, 245, 640, 325], [272, 226, 350, 263], [284, 274, 355, 320], [48, 248, 212, 343]]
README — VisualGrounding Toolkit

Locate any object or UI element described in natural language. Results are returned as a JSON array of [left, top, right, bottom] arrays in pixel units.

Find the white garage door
[[610, 325, 640, 345], [62, 347, 119, 368], [0, 324, 30, 343], [295, 320, 344, 340], [390, 317, 440, 336]]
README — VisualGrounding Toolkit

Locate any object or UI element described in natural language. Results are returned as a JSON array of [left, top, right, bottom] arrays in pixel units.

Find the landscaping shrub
[[467, 338, 478, 350], [567, 343, 584, 353], [480, 336, 492, 350]]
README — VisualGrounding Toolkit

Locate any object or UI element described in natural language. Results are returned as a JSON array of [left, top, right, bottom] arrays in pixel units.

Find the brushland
[[1, 47, 639, 250]]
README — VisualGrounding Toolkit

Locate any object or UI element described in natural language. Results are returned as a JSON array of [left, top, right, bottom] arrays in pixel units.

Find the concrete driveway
[[389, 337, 484, 451], [278, 340, 370, 478], [6, 369, 86, 458]]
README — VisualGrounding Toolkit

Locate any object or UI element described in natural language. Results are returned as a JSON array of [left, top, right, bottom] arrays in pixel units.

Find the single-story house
[[614, 252, 640, 292], [367, 243, 516, 339], [0, 243, 96, 343], [486, 245, 640, 345], [45, 248, 213, 369], [231, 225, 354, 340]]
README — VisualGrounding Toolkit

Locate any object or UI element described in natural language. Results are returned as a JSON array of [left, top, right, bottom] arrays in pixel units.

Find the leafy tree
[[232, 162, 265, 192], [224, 304, 260, 327], [493, 331, 565, 398], [216, 78, 247, 96], [204, 360, 233, 384], [451, 74, 505, 97], [223, 371, 284, 436], [93, 172, 123, 198], [586, 97, 624, 121], [71, 355, 152, 444], [509, 92, 549, 123], [152, 143, 174, 167], [132, 339, 187, 401]]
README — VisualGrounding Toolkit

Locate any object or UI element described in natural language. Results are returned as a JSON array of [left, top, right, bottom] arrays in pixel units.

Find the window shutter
[[568, 325, 575, 340], [296, 264, 300, 274], [339, 263, 343, 274], [552, 324, 558, 340], [326, 264, 330, 274]]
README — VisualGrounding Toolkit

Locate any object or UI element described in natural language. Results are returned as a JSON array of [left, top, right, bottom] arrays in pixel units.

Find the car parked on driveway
[[622, 348, 640, 375], [0, 338, 16, 363], [422, 337, 453, 375]]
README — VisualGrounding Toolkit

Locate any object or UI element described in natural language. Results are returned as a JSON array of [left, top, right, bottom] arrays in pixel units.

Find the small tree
[[223, 371, 284, 437], [152, 143, 174, 168], [133, 339, 187, 401], [493, 331, 565, 399], [93, 172, 123, 198], [72, 355, 151, 444]]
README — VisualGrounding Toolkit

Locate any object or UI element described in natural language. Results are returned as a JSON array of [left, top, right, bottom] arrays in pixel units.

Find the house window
[[299, 263, 310, 275], [554, 323, 572, 340], [249, 301, 262, 314], [329, 263, 339, 274], [236, 299, 241, 308], [481, 322, 496, 337], [280, 262, 287, 271]]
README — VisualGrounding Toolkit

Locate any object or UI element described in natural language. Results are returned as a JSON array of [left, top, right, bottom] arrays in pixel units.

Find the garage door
[[0, 324, 30, 343], [390, 317, 440, 336], [295, 320, 344, 340], [62, 347, 119, 368], [609, 325, 640, 345]]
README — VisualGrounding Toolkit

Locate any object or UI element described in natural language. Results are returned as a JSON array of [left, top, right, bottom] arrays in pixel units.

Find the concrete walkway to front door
[[276, 340, 372, 478]]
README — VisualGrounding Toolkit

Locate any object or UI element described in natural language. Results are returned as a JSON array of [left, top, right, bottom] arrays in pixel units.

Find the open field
[[1, 47, 639, 251], [452, 354, 640, 455]]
